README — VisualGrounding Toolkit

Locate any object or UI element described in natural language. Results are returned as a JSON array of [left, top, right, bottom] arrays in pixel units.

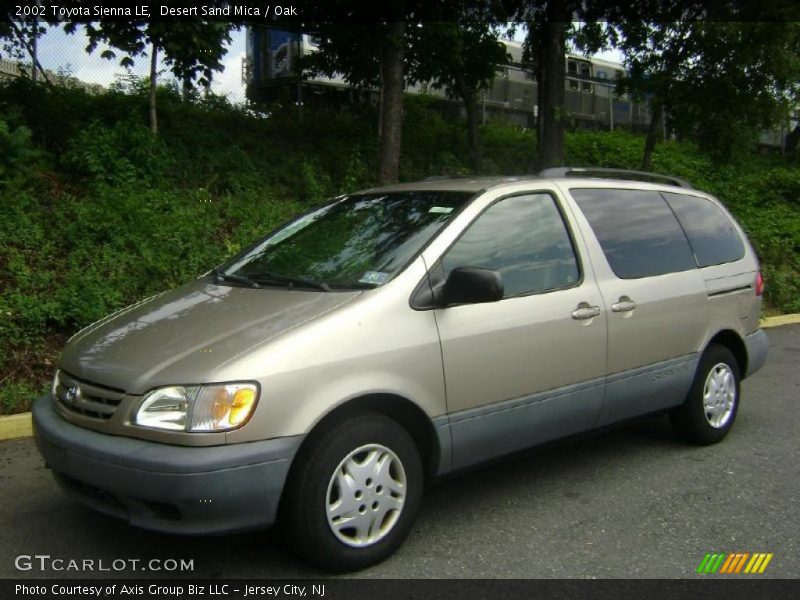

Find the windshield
[[219, 191, 473, 290]]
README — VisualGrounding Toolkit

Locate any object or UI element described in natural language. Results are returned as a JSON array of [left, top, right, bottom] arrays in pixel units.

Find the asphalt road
[[1, 325, 798, 580]]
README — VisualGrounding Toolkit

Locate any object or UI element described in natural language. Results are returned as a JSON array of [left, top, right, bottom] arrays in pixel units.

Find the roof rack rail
[[539, 167, 693, 189]]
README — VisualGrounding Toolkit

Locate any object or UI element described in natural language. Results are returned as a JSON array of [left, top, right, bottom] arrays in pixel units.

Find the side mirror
[[438, 267, 504, 306]]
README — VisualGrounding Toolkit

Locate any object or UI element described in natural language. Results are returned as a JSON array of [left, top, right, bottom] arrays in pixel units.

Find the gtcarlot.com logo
[[697, 552, 773, 574], [14, 554, 194, 572]]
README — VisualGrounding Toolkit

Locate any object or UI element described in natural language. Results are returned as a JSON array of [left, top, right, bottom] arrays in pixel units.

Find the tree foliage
[[299, 4, 412, 183], [59, 20, 232, 134], [408, 21, 509, 172], [607, 12, 800, 163], [63, 20, 233, 89]]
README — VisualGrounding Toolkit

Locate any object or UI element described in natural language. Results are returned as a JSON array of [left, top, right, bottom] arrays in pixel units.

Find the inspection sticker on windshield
[[359, 271, 389, 285], [429, 206, 454, 214]]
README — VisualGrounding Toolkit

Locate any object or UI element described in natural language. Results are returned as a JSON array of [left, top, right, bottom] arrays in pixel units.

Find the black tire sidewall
[[675, 344, 741, 445], [281, 412, 424, 571]]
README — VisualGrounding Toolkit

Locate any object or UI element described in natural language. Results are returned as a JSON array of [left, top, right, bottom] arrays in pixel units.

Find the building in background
[[0, 57, 105, 94]]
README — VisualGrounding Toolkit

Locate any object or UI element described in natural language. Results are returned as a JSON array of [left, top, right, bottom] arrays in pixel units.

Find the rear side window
[[570, 188, 696, 279], [441, 193, 580, 297], [662, 193, 745, 267]]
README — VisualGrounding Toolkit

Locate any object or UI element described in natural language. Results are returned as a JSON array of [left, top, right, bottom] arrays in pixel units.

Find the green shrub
[[63, 120, 172, 186], [0, 118, 39, 180], [0, 381, 47, 414]]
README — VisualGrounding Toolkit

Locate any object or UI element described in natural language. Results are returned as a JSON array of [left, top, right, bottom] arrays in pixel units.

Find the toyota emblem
[[64, 386, 80, 404]]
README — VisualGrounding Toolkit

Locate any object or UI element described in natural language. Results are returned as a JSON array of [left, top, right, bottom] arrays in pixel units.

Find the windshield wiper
[[212, 267, 261, 289], [253, 271, 332, 292]]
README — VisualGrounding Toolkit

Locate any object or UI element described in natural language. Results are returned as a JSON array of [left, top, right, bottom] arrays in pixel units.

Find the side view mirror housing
[[437, 267, 504, 306]]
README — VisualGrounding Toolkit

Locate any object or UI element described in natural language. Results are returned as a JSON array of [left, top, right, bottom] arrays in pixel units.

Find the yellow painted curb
[[0, 412, 32, 440], [761, 314, 800, 329]]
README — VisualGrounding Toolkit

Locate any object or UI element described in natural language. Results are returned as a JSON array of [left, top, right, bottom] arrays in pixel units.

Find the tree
[[0, 17, 51, 85], [674, 22, 800, 161], [408, 21, 509, 173], [380, 16, 406, 184], [299, 2, 513, 182], [520, 1, 583, 169], [301, 1, 415, 184], [612, 20, 699, 169], [64, 20, 232, 135], [613, 19, 800, 165]]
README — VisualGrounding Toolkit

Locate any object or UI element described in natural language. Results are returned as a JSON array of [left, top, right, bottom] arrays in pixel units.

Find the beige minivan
[[33, 168, 768, 570]]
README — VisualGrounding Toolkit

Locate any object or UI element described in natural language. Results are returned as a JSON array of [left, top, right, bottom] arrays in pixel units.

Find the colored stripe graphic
[[744, 553, 774, 574], [697, 553, 727, 573], [696, 554, 713, 573], [698, 552, 773, 574], [722, 552, 739, 573], [720, 554, 736, 573]]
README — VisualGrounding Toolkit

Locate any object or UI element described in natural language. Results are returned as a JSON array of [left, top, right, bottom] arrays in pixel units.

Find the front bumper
[[33, 394, 303, 535]]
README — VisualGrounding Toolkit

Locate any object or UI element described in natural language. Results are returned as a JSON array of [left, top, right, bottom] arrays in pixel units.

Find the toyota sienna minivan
[[33, 168, 768, 570]]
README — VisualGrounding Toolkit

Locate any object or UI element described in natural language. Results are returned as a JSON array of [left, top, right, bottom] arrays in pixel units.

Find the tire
[[279, 412, 424, 571], [670, 344, 741, 445]]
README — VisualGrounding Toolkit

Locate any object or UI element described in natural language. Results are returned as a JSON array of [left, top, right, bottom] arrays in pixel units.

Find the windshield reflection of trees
[[237, 193, 467, 287]]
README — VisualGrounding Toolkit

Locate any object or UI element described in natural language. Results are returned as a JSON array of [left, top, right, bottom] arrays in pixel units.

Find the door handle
[[611, 297, 637, 313], [572, 305, 601, 320]]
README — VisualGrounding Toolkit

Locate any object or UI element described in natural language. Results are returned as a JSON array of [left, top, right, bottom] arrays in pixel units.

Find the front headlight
[[135, 383, 259, 432]]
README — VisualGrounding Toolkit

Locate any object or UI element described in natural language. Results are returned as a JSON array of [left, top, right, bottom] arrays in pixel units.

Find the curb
[[1, 315, 798, 442], [760, 313, 800, 329], [0, 412, 32, 441]]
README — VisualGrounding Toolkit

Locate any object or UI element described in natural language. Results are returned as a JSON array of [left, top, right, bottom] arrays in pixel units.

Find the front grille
[[55, 370, 125, 420]]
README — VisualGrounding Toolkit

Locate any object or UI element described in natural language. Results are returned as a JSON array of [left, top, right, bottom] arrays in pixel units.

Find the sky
[[29, 25, 623, 105]]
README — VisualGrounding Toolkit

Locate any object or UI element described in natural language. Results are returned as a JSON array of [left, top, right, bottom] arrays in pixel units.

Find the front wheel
[[670, 344, 741, 445], [280, 412, 423, 571]]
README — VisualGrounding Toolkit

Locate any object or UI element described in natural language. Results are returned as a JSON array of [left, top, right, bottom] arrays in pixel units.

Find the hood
[[59, 278, 360, 394]]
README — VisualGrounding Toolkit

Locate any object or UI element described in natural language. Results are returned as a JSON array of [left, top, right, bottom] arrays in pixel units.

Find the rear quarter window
[[570, 188, 697, 279], [662, 193, 745, 268]]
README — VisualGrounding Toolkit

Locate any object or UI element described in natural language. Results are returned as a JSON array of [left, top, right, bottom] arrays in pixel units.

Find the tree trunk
[[9, 20, 51, 86], [641, 101, 664, 171], [464, 94, 482, 173], [149, 42, 158, 136], [536, 53, 545, 156], [456, 76, 481, 174], [530, 24, 545, 157], [378, 19, 405, 184], [538, 19, 567, 169], [31, 14, 38, 84]]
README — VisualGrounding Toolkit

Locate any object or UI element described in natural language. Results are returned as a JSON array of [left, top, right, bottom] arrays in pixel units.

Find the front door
[[429, 191, 608, 470]]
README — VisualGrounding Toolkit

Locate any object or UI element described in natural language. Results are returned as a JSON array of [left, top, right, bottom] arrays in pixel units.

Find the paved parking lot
[[1, 325, 798, 579]]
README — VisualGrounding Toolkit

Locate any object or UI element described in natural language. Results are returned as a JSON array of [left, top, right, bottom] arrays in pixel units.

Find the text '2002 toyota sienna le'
[[33, 168, 768, 570]]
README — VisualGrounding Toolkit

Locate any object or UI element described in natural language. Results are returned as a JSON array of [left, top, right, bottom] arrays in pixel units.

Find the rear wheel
[[280, 412, 423, 571], [670, 344, 741, 445]]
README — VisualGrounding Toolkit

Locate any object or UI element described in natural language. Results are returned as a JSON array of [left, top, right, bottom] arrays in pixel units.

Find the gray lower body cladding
[[444, 354, 699, 472], [744, 329, 769, 378]]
